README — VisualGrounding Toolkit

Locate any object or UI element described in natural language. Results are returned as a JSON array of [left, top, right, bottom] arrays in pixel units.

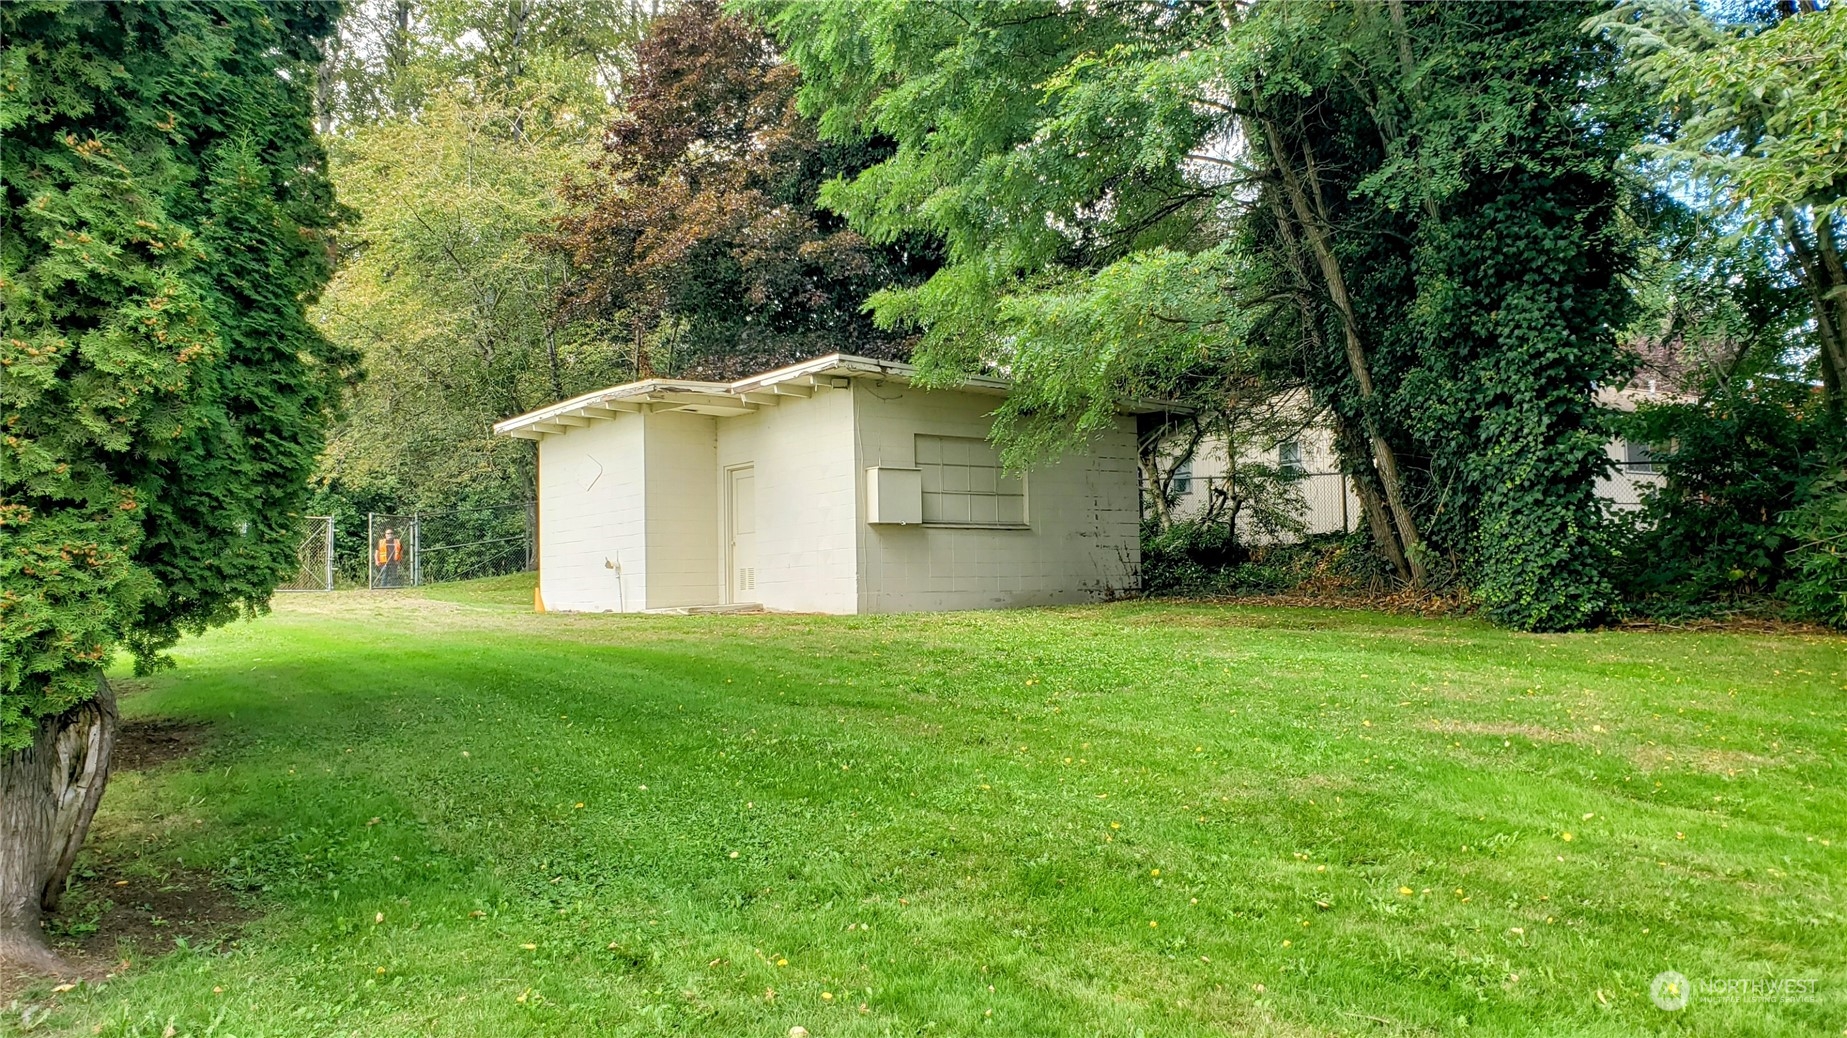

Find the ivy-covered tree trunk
[[0, 677, 116, 974]]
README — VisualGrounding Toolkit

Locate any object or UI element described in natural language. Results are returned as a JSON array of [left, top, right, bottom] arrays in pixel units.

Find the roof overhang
[[492, 352, 1176, 440]]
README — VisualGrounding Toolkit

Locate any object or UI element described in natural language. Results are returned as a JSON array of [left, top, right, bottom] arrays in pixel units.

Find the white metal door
[[728, 466, 757, 602]]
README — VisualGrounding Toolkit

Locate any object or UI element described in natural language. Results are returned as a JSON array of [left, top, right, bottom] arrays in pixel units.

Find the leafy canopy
[[768, 1, 1638, 629], [548, 0, 936, 380], [0, 0, 348, 747], [311, 85, 618, 517], [309, 0, 656, 528]]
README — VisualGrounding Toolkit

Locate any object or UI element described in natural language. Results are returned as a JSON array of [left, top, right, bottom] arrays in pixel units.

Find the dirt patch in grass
[[3, 856, 257, 1003], [1146, 586, 1475, 617], [1421, 719, 1595, 745], [112, 717, 210, 771], [1628, 744, 1779, 776], [1612, 615, 1838, 636]]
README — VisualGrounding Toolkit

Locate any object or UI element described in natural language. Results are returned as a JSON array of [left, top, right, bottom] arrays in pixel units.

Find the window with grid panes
[[915, 434, 1027, 527]]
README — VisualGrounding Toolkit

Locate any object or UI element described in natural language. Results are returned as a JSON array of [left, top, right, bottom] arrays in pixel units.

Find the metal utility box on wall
[[865, 466, 922, 525]]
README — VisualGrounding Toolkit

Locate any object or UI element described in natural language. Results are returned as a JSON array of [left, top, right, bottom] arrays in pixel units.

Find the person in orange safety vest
[[375, 527, 403, 585]]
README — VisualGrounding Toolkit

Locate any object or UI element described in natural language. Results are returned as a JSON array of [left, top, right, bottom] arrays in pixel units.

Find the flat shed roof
[[493, 352, 1171, 440]]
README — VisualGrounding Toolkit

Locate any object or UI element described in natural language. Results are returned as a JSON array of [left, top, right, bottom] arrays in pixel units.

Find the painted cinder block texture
[[529, 368, 1139, 614]]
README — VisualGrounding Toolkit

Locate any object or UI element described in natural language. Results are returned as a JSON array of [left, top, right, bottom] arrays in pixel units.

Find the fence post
[[324, 518, 335, 590], [411, 512, 421, 587], [526, 500, 537, 572], [366, 513, 376, 589]]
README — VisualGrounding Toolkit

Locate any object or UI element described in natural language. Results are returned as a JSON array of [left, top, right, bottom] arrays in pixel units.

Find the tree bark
[[1138, 451, 1171, 529], [1261, 119, 1430, 584], [0, 674, 117, 978], [1810, 214, 1847, 414], [1330, 408, 1413, 581], [1257, 162, 1417, 582], [1782, 208, 1847, 414]]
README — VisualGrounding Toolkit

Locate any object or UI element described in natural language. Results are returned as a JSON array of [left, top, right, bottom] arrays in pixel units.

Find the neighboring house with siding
[[493, 354, 1146, 614], [1165, 384, 1675, 539], [1165, 418, 1361, 538]]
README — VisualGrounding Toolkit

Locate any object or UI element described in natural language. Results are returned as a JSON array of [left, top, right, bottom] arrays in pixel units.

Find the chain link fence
[[366, 514, 420, 589], [410, 503, 535, 584], [1597, 462, 1666, 512], [276, 516, 335, 591], [281, 503, 534, 592]]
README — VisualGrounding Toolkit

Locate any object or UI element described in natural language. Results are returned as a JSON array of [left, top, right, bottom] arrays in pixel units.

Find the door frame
[[723, 462, 755, 604]]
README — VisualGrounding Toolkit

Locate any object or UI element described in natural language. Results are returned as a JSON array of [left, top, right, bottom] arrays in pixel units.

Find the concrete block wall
[[852, 383, 1140, 612], [642, 410, 722, 608], [715, 385, 859, 613], [537, 414, 647, 612]]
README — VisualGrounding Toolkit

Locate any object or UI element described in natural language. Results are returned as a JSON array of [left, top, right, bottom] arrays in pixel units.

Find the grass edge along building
[[494, 354, 1152, 614]]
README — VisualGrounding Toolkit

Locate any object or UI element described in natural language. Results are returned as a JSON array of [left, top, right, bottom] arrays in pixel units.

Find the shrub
[[1609, 381, 1835, 616], [1140, 521, 1387, 598], [1140, 519, 1244, 596], [1783, 477, 1847, 628]]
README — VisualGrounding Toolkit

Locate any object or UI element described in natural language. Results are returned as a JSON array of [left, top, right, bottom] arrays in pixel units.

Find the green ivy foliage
[[1783, 476, 1847, 628], [1408, 5, 1636, 629], [1, 1, 349, 749]]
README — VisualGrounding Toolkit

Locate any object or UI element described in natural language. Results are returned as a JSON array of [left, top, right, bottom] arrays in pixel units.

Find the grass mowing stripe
[[14, 578, 1842, 1037]]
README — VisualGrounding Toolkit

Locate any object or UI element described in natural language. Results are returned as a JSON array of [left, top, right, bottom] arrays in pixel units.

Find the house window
[[1623, 439, 1658, 474], [1172, 459, 1193, 496], [916, 434, 1027, 527], [1278, 438, 1304, 475]]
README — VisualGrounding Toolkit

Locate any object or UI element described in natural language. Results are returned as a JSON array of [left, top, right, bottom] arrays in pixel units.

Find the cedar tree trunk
[[0, 674, 117, 977]]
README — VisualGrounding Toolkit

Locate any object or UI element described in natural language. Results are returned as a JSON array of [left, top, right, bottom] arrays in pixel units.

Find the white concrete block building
[[494, 354, 1144, 614]]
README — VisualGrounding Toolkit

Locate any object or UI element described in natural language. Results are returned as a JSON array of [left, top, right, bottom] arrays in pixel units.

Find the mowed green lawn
[[13, 576, 1846, 1037]]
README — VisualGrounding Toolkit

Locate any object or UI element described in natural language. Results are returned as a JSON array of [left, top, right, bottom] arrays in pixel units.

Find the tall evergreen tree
[[0, 0, 349, 971]]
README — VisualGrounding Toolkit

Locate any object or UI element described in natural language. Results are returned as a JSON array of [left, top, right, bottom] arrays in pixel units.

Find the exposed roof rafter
[[491, 353, 1176, 439]]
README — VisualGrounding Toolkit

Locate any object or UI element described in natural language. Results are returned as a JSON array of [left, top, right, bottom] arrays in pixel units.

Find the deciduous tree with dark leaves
[[547, 0, 935, 380]]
